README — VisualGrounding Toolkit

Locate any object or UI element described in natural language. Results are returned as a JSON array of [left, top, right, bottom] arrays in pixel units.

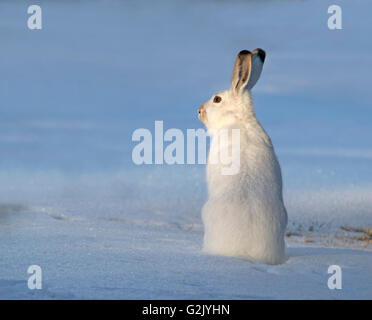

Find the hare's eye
[[213, 96, 222, 103]]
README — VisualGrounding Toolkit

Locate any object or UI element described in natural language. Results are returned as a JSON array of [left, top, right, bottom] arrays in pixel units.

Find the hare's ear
[[231, 49, 266, 93]]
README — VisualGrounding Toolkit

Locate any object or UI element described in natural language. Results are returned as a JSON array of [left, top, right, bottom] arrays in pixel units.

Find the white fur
[[200, 51, 288, 265]]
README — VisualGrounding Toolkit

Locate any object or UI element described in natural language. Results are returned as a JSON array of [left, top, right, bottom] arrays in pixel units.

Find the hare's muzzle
[[198, 104, 206, 122]]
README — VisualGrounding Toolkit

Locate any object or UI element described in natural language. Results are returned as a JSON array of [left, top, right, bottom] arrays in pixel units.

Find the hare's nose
[[198, 104, 205, 121], [198, 104, 204, 114]]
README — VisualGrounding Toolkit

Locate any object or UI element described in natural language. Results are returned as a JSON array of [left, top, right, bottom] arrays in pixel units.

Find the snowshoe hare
[[198, 49, 287, 265]]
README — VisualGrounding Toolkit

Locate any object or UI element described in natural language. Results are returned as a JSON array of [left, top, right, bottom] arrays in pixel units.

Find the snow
[[0, 0, 371, 299]]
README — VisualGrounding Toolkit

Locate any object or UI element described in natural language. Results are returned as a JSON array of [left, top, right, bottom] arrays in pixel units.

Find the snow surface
[[0, 0, 371, 299]]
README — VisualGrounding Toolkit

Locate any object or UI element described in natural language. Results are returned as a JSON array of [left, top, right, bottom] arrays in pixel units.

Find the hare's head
[[198, 49, 265, 130]]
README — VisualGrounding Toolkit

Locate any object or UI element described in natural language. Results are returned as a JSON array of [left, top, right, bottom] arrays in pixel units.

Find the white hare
[[198, 49, 288, 265]]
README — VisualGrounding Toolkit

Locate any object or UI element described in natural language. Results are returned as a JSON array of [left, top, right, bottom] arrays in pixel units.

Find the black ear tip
[[238, 50, 251, 56], [255, 48, 266, 62]]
